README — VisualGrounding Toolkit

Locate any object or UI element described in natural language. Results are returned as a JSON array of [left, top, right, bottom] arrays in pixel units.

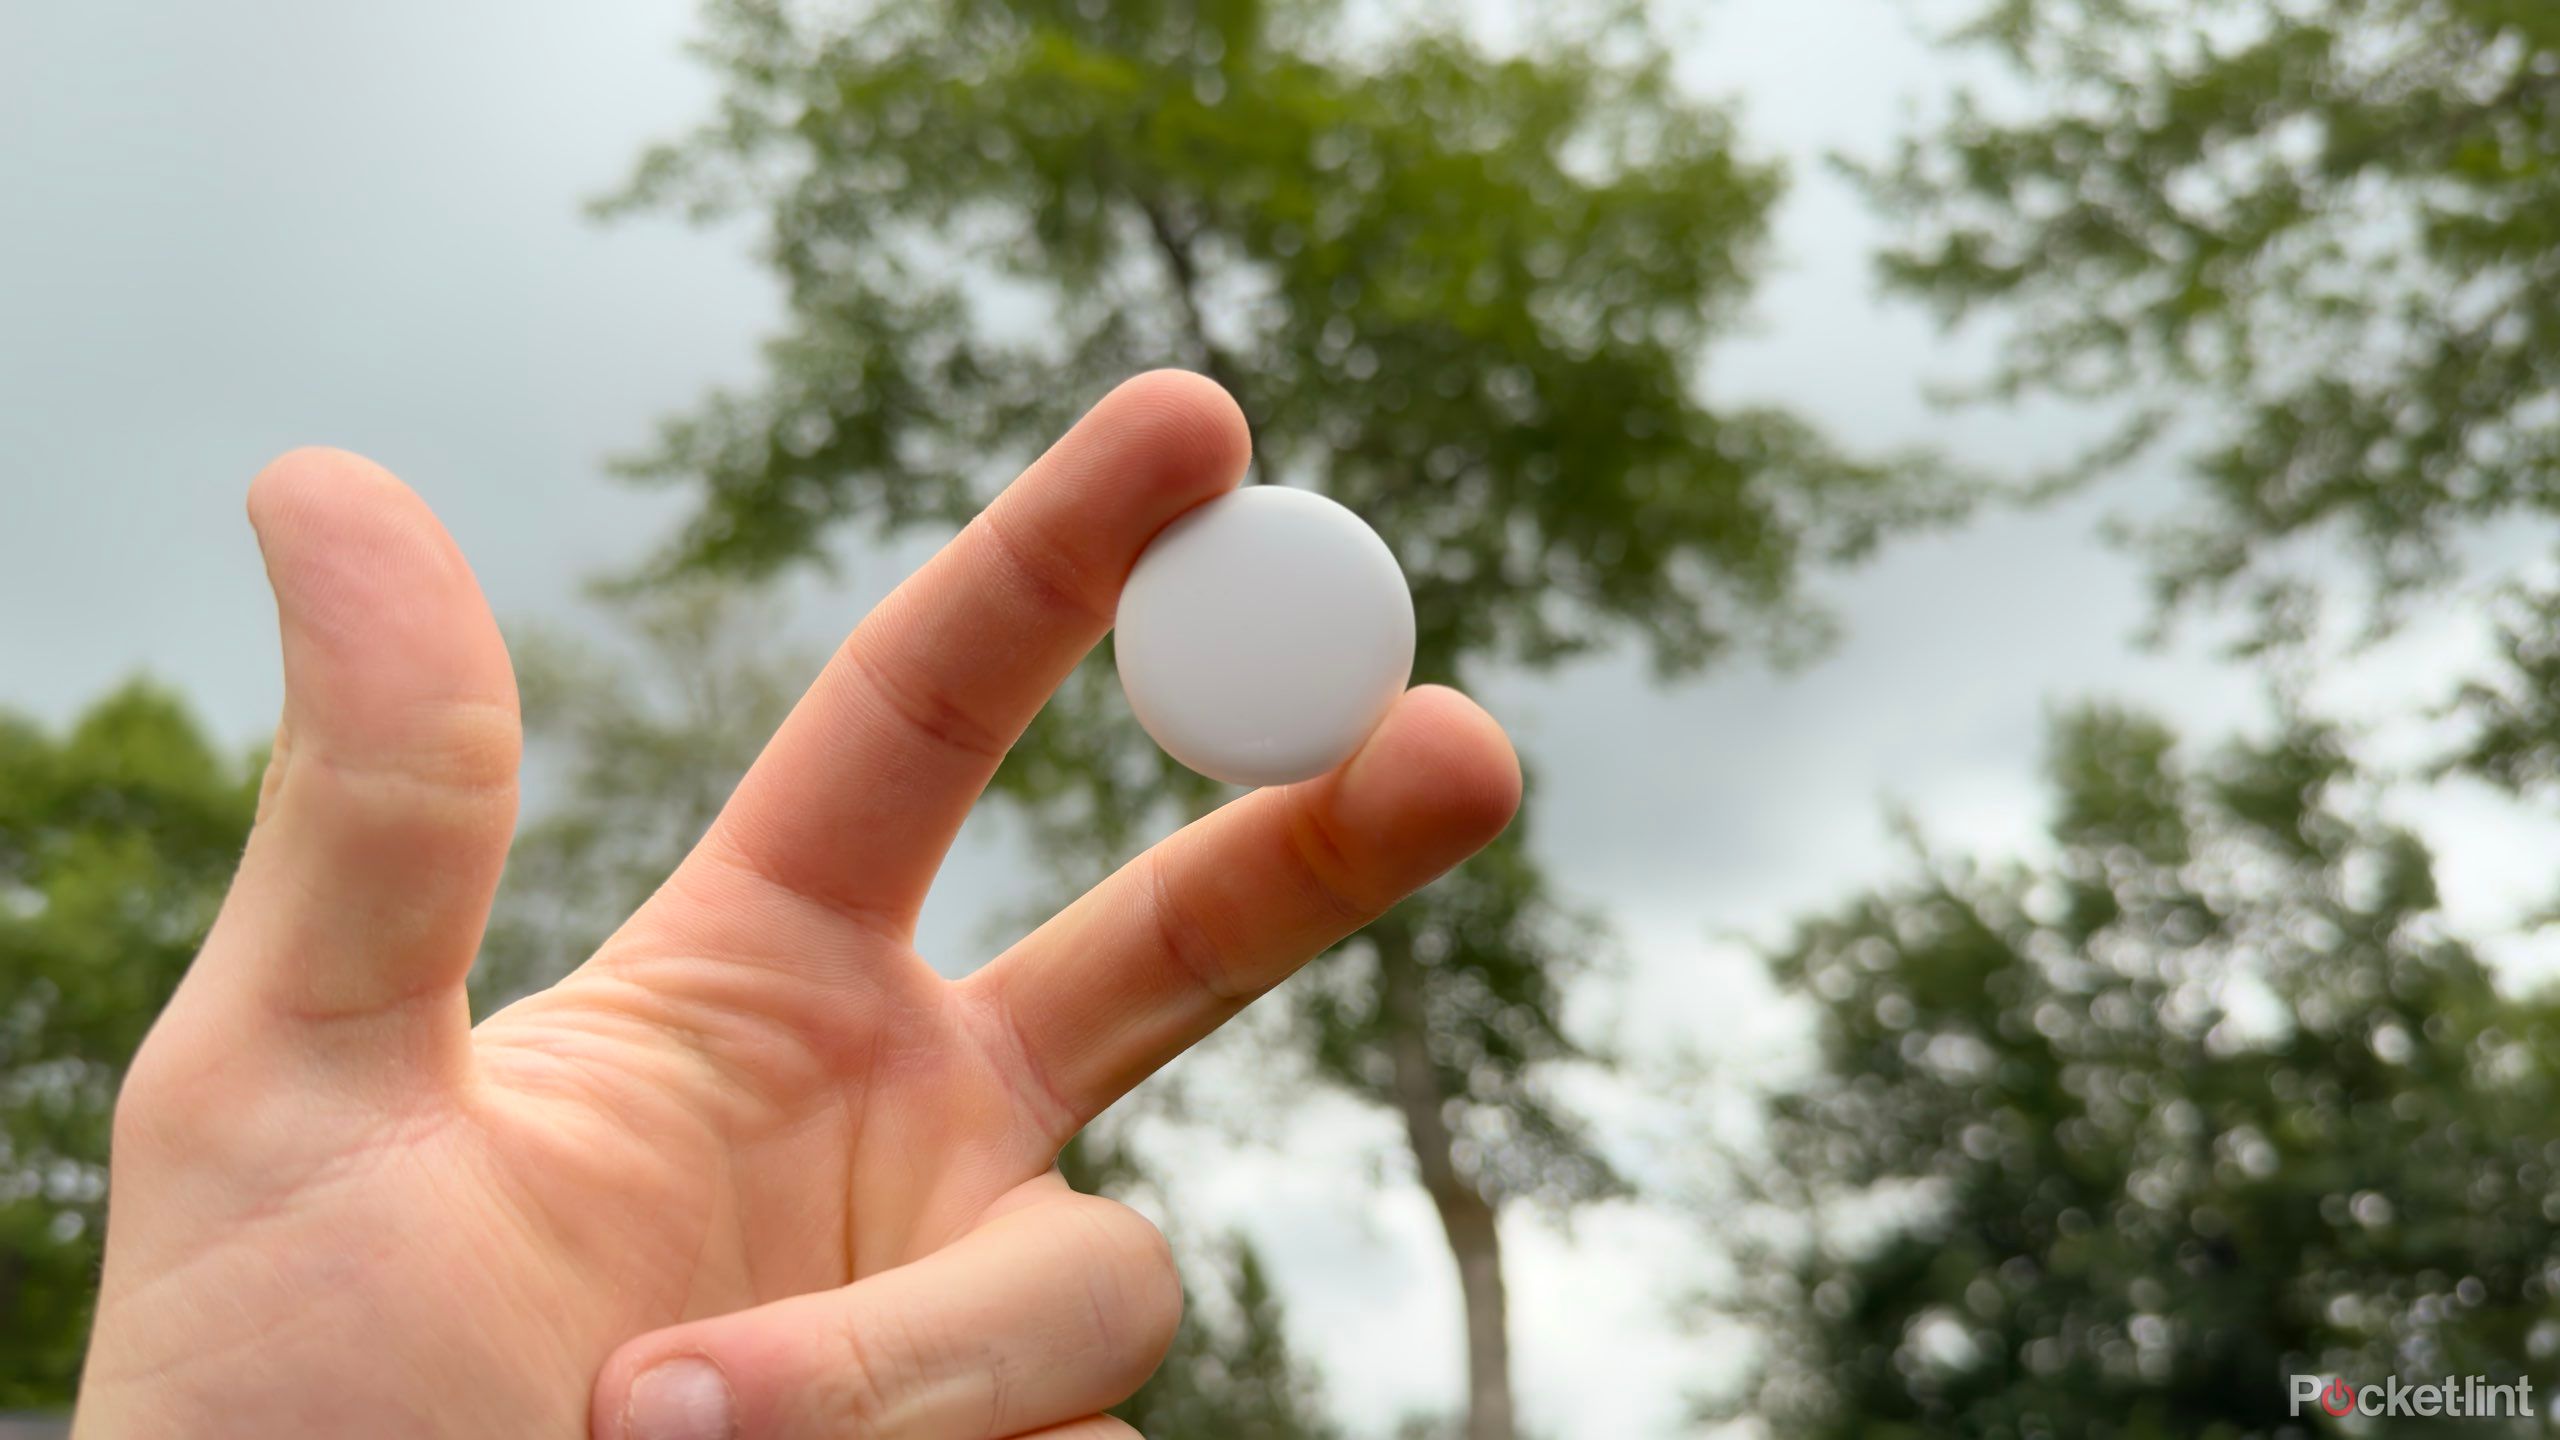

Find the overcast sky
[[8, 1, 2559, 1434]]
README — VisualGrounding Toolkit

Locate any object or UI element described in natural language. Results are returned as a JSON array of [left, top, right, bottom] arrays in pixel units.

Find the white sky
[[6, 1, 2557, 1435]]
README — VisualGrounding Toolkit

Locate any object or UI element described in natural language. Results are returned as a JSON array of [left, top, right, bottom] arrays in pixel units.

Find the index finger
[[686, 370, 1250, 934]]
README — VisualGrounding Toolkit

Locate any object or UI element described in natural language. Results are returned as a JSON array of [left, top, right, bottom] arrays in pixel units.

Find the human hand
[[75, 372, 1521, 1439]]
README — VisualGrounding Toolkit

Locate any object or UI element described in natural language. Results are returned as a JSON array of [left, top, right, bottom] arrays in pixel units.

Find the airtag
[[1115, 486, 1415, 787]]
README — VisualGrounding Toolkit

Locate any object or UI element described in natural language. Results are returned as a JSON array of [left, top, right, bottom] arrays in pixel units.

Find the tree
[[1867, 0, 2560, 772], [608, 4, 1959, 1432], [1713, 705, 2560, 1436], [0, 684, 258, 1406]]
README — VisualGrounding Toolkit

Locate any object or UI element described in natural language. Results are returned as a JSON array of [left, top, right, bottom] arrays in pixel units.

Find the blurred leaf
[[1716, 705, 2560, 1436], [1872, 0, 2560, 786], [0, 684, 258, 1405]]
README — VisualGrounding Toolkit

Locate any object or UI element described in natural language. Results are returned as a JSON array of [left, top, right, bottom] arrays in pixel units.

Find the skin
[[74, 371, 1521, 1440]]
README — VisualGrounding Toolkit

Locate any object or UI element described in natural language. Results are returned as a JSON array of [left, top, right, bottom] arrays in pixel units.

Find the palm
[[296, 954, 1051, 1433], [78, 374, 1518, 1440], [475, 912, 1071, 1316]]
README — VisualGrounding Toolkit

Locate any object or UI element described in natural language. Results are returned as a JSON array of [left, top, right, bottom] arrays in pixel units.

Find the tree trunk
[[1377, 921, 1516, 1440]]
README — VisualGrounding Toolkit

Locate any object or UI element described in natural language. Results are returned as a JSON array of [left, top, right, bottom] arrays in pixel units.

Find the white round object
[[1115, 486, 1415, 787]]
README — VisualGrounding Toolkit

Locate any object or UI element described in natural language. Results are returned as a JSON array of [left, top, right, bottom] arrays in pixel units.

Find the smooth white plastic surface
[[1115, 486, 1415, 787]]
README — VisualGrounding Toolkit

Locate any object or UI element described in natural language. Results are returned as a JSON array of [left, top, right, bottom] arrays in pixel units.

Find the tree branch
[[1136, 193, 1267, 457]]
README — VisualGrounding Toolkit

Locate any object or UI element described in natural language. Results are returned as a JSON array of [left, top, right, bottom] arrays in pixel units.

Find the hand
[[75, 372, 1520, 1440]]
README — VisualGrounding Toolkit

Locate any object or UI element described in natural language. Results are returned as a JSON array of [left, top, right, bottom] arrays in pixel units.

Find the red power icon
[[2320, 1377, 2357, 1416]]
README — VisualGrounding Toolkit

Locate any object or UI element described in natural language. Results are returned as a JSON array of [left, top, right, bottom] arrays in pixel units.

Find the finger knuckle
[[322, 698, 523, 804], [1070, 1199, 1185, 1379], [846, 636, 1012, 764], [974, 500, 1113, 628], [1144, 851, 1248, 1004], [1281, 803, 1385, 929], [823, 1304, 942, 1435]]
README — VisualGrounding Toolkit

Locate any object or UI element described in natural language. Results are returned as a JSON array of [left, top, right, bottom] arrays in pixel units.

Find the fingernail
[[625, 1357, 736, 1440]]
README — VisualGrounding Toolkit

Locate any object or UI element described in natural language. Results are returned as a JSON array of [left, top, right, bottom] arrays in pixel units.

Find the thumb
[[189, 447, 519, 1078], [592, 1189, 1181, 1440]]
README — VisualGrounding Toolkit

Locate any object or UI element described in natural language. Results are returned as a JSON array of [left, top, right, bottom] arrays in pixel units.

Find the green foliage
[[1864, 24, 2560, 1422], [2445, 579, 2560, 804], [1718, 706, 2560, 1436], [0, 685, 257, 1406], [612, 0, 1948, 665], [1870, 0, 2560, 729]]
